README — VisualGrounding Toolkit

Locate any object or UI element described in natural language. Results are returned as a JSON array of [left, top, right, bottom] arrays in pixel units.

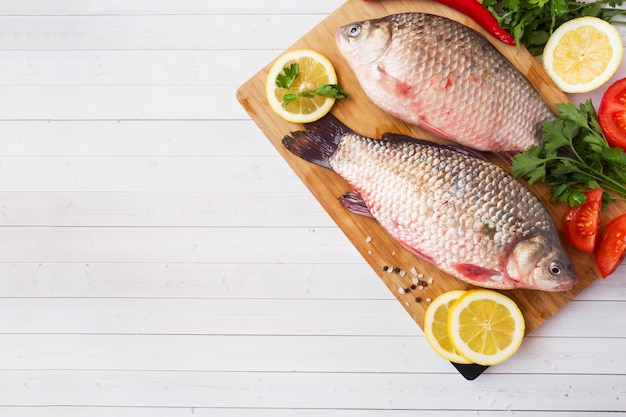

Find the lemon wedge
[[266, 49, 339, 123], [542, 16, 623, 93], [448, 289, 525, 366], [424, 290, 472, 364]]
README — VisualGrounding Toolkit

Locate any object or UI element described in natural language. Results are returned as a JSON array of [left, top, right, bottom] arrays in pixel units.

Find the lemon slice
[[448, 289, 525, 366], [542, 16, 623, 93], [423, 290, 472, 364], [266, 49, 338, 123]]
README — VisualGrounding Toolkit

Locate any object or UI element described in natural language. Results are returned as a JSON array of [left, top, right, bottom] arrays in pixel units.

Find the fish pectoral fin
[[454, 263, 503, 283], [339, 191, 374, 218], [415, 117, 456, 142], [376, 65, 415, 98]]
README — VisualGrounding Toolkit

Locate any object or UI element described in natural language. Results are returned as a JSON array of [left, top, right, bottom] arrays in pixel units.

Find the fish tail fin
[[282, 114, 352, 169], [305, 112, 353, 140]]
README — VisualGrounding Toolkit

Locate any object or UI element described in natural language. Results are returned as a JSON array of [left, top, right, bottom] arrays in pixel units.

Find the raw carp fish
[[335, 12, 554, 153], [282, 114, 577, 291]]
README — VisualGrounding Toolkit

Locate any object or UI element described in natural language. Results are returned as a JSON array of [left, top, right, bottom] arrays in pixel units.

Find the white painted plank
[[0, 227, 361, 263], [571, 275, 626, 301], [0, 15, 325, 50], [0, 156, 305, 192], [0, 371, 623, 411], [0, 334, 623, 376], [0, 86, 247, 120], [0, 299, 416, 336], [0, 298, 622, 338], [0, 334, 448, 373], [0, 192, 334, 227], [0, 50, 276, 86], [529, 299, 626, 338], [0, 121, 276, 156], [0, 262, 384, 299], [514, 335, 626, 375], [0, 0, 345, 15], [0, 408, 617, 417]]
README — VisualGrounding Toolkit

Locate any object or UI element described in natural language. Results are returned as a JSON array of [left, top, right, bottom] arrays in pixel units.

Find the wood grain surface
[[237, 0, 604, 337]]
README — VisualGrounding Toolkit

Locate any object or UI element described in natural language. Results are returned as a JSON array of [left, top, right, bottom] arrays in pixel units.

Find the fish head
[[335, 17, 393, 66], [506, 234, 578, 292]]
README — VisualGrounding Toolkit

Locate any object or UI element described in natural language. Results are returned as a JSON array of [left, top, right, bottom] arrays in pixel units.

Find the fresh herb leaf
[[566, 188, 588, 206], [511, 99, 626, 207], [551, 183, 572, 202], [282, 84, 349, 105], [313, 84, 350, 100], [275, 64, 349, 106], [275, 63, 300, 90], [583, 133, 607, 153], [283, 92, 312, 105], [557, 102, 589, 127], [510, 145, 548, 184], [542, 120, 572, 153], [603, 147, 626, 165]]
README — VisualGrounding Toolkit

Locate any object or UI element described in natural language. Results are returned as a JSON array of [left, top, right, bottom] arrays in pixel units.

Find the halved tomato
[[599, 78, 626, 150], [564, 188, 602, 253], [595, 214, 626, 278]]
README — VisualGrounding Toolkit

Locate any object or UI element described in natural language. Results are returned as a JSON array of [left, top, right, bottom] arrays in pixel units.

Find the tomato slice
[[599, 78, 626, 150], [595, 214, 626, 278], [564, 188, 602, 253]]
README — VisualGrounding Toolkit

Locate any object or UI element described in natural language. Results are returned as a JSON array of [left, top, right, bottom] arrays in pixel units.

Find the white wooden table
[[0, 0, 625, 415]]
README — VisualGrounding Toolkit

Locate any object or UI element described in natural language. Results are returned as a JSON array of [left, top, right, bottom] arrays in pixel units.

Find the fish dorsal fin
[[381, 133, 490, 162], [381, 132, 423, 144]]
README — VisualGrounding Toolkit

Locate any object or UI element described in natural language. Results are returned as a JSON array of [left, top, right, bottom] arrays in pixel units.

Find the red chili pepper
[[362, 0, 515, 46]]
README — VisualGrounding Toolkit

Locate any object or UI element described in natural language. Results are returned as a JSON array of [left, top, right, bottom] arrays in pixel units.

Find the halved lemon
[[448, 289, 525, 366], [542, 16, 623, 93], [424, 290, 472, 364], [266, 49, 338, 123]]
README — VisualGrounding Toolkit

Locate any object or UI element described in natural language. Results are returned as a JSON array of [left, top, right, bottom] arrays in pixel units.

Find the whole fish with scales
[[335, 12, 554, 153], [283, 114, 577, 291]]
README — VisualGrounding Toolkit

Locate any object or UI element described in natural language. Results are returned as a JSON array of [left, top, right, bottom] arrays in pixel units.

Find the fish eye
[[348, 24, 361, 38], [549, 261, 563, 275]]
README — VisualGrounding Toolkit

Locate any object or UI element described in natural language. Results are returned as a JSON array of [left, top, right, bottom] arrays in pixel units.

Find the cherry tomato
[[595, 214, 626, 278], [564, 188, 602, 253], [599, 78, 626, 150]]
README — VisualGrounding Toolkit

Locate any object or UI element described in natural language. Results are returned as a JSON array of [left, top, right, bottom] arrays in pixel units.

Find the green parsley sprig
[[511, 100, 626, 206], [483, 0, 626, 55], [275, 63, 349, 105]]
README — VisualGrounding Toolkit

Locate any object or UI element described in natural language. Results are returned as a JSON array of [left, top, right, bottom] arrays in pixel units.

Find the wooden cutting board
[[237, 0, 607, 371]]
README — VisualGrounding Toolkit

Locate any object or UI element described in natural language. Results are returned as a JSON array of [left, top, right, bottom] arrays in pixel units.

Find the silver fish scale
[[330, 134, 553, 273], [338, 13, 554, 152]]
